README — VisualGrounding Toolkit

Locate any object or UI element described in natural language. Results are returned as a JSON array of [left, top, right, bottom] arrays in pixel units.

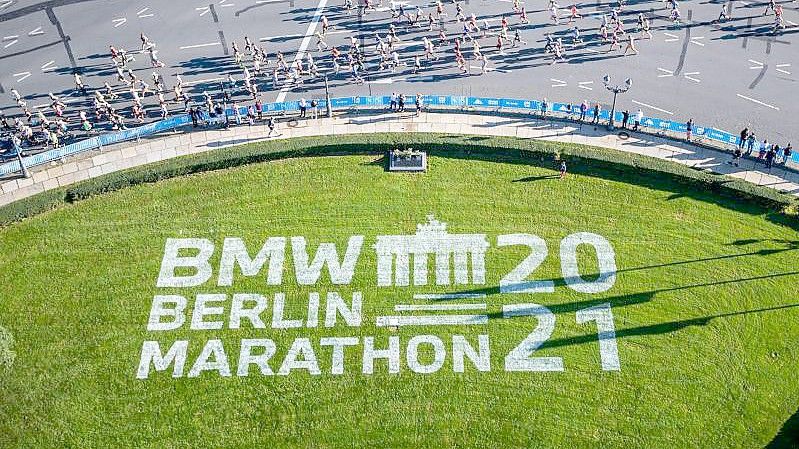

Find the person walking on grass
[[559, 160, 567, 179]]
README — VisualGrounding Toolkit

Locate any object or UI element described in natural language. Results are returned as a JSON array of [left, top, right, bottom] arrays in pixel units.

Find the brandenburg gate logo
[[374, 216, 490, 286]]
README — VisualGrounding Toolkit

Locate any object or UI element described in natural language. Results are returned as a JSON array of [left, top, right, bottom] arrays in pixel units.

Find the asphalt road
[[0, 0, 796, 144]]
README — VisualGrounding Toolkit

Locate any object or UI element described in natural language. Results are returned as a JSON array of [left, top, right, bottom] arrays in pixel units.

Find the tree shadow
[[766, 407, 799, 448], [535, 303, 799, 351]]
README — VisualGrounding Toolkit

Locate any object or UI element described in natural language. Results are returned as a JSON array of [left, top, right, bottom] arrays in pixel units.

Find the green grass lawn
[[0, 153, 798, 448]]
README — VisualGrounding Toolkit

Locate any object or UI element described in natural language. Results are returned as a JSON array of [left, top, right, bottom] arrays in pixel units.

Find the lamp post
[[324, 75, 332, 118], [14, 140, 30, 179], [602, 75, 632, 130]]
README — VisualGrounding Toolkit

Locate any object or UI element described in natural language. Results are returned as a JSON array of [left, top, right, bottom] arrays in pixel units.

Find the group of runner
[[1, 0, 796, 158]]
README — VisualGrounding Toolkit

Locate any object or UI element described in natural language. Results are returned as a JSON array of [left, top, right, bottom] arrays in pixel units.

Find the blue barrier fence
[[1, 94, 791, 177]]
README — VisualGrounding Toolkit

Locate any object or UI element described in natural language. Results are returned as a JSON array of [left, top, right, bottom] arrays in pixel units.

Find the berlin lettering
[[137, 216, 621, 379]]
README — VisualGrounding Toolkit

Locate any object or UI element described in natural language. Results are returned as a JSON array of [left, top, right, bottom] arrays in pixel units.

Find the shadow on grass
[[512, 175, 561, 182], [530, 303, 799, 351], [766, 408, 799, 449], [412, 143, 799, 233]]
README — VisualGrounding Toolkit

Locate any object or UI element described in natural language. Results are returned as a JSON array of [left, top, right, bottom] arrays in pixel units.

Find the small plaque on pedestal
[[388, 148, 427, 172]]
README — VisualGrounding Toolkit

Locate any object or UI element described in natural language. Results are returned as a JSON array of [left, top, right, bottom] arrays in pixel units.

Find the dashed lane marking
[[736, 93, 779, 110], [41, 60, 58, 72], [690, 36, 705, 47], [183, 76, 226, 86], [12, 72, 31, 82], [657, 67, 674, 77], [632, 99, 674, 115], [684, 71, 701, 82], [179, 42, 222, 50]]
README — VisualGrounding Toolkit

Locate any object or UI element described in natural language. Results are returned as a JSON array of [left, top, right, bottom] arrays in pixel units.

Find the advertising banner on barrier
[[467, 97, 500, 107], [1, 94, 795, 178], [705, 128, 736, 145]]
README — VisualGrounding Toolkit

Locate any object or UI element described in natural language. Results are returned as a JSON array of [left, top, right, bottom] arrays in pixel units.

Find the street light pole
[[324, 75, 332, 118], [15, 145, 30, 179], [602, 75, 632, 131]]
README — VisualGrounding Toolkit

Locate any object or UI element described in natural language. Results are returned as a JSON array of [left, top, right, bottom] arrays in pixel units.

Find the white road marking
[[395, 303, 487, 311], [657, 67, 674, 77], [775, 63, 791, 75], [260, 29, 351, 41], [3, 35, 18, 39], [550, 78, 567, 87], [41, 60, 58, 72], [776, 69, 791, 74], [787, 20, 797, 26], [776, 63, 791, 67], [275, 0, 329, 103], [28, 27, 44, 36], [13, 72, 31, 82], [632, 99, 674, 115], [219, 0, 235, 6], [179, 42, 222, 50], [3, 39, 17, 48], [749, 59, 764, 69], [139, 13, 155, 18], [413, 293, 487, 300], [0, 0, 12, 10], [684, 71, 701, 83], [376, 314, 488, 327], [736, 93, 779, 110], [468, 65, 512, 73], [664, 32, 679, 42], [368, 77, 405, 84], [137, 7, 149, 15], [112, 17, 127, 27], [690, 36, 705, 46], [578, 81, 593, 90], [183, 76, 226, 86], [196, 6, 211, 16]]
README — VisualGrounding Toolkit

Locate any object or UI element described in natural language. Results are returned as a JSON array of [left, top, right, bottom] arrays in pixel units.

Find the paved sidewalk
[[1, 110, 797, 208]]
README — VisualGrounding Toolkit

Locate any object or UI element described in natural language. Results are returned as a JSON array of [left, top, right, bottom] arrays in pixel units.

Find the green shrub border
[[0, 132, 796, 227]]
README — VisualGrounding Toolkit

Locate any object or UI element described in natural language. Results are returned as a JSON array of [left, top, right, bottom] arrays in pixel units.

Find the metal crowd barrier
[[1, 95, 792, 177]]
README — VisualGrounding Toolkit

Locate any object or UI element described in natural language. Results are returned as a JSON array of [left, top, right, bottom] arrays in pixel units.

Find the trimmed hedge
[[0, 133, 796, 227]]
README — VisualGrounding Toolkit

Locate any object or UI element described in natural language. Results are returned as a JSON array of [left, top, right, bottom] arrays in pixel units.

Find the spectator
[[267, 116, 277, 137], [299, 97, 307, 118], [311, 99, 319, 119], [746, 132, 756, 155], [739, 127, 748, 149], [765, 145, 777, 169], [255, 98, 263, 121], [728, 147, 742, 167], [686, 118, 693, 141], [783, 143, 792, 164], [758, 139, 768, 160], [633, 109, 643, 131], [579, 101, 588, 122], [621, 110, 629, 129]]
